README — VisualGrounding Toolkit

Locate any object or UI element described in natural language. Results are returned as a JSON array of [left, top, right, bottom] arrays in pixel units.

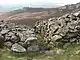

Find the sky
[[0, 0, 80, 12], [0, 0, 80, 6]]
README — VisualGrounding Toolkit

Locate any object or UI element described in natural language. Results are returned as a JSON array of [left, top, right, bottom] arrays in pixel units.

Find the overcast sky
[[0, 0, 80, 5]]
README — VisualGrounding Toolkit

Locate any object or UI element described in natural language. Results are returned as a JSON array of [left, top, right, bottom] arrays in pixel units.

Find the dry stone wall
[[0, 21, 39, 53], [34, 11, 80, 47], [1, 11, 80, 53]]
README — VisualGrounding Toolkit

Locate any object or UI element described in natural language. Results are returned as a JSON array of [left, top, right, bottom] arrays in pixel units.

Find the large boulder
[[11, 43, 26, 53]]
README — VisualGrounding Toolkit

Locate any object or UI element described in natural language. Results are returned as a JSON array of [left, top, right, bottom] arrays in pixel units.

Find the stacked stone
[[34, 11, 80, 47], [0, 21, 39, 53]]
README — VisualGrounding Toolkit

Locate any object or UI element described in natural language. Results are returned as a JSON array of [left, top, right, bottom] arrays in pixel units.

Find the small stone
[[4, 42, 13, 48], [7, 32, 15, 37], [18, 42, 24, 46], [45, 50, 54, 55], [5, 36, 11, 41], [27, 37, 37, 41], [15, 25, 19, 28], [73, 12, 80, 17], [1, 30, 9, 35], [52, 35, 62, 41], [24, 37, 37, 43], [75, 50, 80, 54], [26, 30, 34, 34], [22, 28, 27, 31], [0, 34, 4, 48], [56, 49, 65, 55], [11, 36, 19, 43]]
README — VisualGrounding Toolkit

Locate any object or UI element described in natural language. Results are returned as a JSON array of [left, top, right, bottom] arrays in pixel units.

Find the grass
[[0, 44, 80, 60]]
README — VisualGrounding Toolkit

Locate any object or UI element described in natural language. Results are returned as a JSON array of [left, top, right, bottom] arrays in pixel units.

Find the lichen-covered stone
[[11, 43, 26, 53]]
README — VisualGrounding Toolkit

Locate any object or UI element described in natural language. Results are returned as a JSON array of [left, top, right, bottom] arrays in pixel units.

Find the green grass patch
[[0, 44, 80, 60]]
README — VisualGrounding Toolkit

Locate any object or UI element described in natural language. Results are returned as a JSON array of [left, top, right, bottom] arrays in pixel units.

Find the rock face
[[34, 11, 80, 47]]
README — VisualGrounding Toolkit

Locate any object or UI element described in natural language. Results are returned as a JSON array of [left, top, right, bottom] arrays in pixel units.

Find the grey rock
[[27, 45, 39, 52], [17, 32, 26, 42], [51, 35, 62, 41], [11, 43, 26, 53], [27, 37, 37, 40], [7, 32, 15, 37], [0, 24, 6, 28], [4, 42, 13, 48], [15, 25, 19, 28], [5, 36, 11, 41], [73, 12, 80, 17], [45, 50, 54, 55], [22, 28, 27, 31], [56, 49, 65, 55], [16, 28, 22, 31], [1, 30, 9, 35], [24, 37, 37, 43], [26, 30, 34, 34], [11, 35, 20, 43], [18, 42, 24, 46]]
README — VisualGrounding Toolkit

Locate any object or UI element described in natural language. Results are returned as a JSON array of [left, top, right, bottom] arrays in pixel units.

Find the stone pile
[[34, 11, 80, 47], [0, 21, 39, 53]]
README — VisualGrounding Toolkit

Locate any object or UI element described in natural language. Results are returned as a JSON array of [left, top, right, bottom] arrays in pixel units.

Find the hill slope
[[1, 2, 80, 26]]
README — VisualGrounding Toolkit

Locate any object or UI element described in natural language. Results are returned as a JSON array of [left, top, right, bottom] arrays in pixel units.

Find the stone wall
[[0, 21, 39, 53], [34, 11, 80, 47]]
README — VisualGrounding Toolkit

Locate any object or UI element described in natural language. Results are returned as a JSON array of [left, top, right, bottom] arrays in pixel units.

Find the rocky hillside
[[6, 11, 50, 26]]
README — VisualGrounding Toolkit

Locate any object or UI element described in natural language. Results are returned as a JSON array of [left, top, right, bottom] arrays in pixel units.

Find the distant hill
[[1, 2, 80, 26], [0, 1, 60, 12]]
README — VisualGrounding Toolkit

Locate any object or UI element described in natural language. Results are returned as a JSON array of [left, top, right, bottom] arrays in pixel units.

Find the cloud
[[50, 0, 80, 5], [0, 0, 80, 6]]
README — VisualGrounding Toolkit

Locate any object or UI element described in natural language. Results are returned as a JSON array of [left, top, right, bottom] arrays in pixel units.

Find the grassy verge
[[0, 44, 80, 60]]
